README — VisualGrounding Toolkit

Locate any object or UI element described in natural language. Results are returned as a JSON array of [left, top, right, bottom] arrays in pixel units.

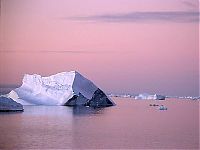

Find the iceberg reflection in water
[[72, 106, 104, 116]]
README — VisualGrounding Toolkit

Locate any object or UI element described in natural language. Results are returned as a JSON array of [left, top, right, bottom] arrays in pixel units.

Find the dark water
[[0, 98, 199, 149]]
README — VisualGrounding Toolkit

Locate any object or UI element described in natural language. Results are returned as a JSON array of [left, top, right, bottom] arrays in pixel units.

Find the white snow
[[7, 90, 19, 100], [135, 93, 165, 100]]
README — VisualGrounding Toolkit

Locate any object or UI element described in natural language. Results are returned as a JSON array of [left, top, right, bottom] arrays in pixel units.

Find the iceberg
[[7, 71, 115, 107], [135, 93, 165, 100], [0, 96, 23, 111], [159, 105, 168, 110]]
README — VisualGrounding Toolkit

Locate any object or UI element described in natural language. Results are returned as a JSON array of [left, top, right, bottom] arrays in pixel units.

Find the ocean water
[[0, 98, 199, 149]]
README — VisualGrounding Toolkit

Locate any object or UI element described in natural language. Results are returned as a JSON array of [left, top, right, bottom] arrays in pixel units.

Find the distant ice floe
[[135, 93, 165, 100], [108, 93, 200, 100], [166, 96, 200, 100], [158, 105, 168, 110], [108, 93, 166, 100], [107, 93, 134, 98]]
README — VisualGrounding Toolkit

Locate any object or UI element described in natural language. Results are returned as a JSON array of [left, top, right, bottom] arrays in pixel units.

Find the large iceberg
[[7, 71, 115, 107]]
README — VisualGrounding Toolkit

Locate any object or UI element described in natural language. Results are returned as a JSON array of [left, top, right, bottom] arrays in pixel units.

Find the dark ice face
[[65, 88, 115, 107], [0, 97, 24, 112]]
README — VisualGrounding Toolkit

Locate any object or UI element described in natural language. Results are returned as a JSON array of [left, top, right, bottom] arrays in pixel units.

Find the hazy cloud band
[[68, 11, 199, 23], [0, 50, 125, 54], [0, 50, 95, 53]]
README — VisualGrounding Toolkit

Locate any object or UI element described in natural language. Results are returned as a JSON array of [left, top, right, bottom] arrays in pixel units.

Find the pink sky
[[0, 0, 199, 96]]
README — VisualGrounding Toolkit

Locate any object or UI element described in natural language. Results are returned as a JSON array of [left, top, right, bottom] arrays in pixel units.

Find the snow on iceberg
[[135, 93, 165, 100], [7, 71, 115, 107]]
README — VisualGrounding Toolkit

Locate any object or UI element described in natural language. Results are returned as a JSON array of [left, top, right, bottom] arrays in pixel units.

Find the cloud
[[0, 50, 120, 54], [0, 50, 96, 54], [182, 0, 198, 9], [68, 11, 199, 23]]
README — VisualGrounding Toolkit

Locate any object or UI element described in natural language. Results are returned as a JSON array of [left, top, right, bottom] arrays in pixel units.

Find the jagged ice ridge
[[7, 71, 115, 107]]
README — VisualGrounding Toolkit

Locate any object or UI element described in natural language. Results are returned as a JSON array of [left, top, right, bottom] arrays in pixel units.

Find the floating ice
[[135, 93, 165, 100], [0, 96, 23, 111], [159, 105, 168, 110], [7, 71, 115, 107]]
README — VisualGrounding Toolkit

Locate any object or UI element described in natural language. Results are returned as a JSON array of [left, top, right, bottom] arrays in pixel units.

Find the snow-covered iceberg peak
[[9, 71, 115, 107], [20, 71, 76, 102]]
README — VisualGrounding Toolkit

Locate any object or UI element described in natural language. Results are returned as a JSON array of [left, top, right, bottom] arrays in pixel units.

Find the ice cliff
[[7, 71, 115, 107]]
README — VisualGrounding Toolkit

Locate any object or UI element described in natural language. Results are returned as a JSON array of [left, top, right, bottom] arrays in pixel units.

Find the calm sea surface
[[0, 98, 199, 149]]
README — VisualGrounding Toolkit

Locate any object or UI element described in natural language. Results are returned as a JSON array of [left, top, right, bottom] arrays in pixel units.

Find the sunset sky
[[0, 0, 199, 96]]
